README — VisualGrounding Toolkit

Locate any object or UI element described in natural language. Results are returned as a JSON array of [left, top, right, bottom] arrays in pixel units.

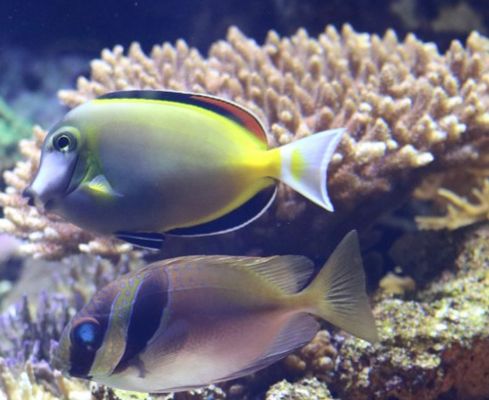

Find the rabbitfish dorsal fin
[[97, 90, 268, 144], [173, 254, 315, 294], [245, 255, 316, 294]]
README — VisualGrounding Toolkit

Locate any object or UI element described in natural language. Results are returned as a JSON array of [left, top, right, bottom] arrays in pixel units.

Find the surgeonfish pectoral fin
[[277, 128, 344, 212], [215, 314, 319, 383], [305, 230, 379, 343], [115, 231, 165, 250], [84, 175, 123, 198]]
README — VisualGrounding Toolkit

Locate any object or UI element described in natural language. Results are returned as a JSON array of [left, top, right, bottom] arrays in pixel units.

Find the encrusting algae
[[0, 24, 489, 258]]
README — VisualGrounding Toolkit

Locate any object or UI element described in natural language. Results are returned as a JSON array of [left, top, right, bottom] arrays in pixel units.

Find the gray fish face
[[24, 125, 85, 211]]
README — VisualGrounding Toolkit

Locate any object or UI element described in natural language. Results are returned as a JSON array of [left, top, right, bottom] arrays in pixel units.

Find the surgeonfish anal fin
[[167, 186, 276, 237], [277, 128, 344, 211], [84, 174, 123, 198], [115, 231, 165, 250], [215, 314, 319, 383], [98, 90, 268, 144], [305, 230, 379, 343]]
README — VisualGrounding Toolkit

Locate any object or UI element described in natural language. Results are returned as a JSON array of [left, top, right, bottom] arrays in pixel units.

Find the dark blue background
[[0, 0, 481, 56]]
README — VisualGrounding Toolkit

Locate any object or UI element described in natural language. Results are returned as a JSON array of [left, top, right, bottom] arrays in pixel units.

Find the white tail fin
[[278, 128, 344, 211], [304, 230, 379, 343]]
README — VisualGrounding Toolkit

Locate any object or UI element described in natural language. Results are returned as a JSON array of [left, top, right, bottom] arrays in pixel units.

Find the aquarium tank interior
[[0, 0, 488, 399]]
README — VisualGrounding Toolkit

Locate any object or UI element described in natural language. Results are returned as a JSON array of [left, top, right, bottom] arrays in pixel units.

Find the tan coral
[[417, 178, 489, 230], [0, 359, 91, 400], [1, 25, 489, 258]]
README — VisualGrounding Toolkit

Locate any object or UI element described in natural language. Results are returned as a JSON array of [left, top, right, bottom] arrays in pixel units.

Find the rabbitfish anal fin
[[97, 90, 268, 144], [214, 314, 319, 383], [84, 174, 122, 198]]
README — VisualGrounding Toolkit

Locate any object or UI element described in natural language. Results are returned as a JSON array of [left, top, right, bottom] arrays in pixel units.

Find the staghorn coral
[[1, 24, 489, 258]]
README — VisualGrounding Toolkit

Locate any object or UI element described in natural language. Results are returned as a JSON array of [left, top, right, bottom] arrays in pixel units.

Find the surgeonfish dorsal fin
[[97, 90, 268, 145]]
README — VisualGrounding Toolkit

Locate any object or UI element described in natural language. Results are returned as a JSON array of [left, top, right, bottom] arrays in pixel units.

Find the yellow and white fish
[[53, 231, 378, 393], [24, 90, 344, 249]]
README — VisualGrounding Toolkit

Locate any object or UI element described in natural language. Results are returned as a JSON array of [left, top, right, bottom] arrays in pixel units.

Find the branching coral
[[1, 24, 489, 258], [417, 177, 489, 230]]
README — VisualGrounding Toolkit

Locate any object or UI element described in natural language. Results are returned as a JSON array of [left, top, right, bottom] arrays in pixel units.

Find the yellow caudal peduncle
[[262, 148, 282, 179]]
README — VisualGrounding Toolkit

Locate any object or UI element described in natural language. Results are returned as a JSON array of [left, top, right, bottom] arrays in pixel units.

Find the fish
[[52, 230, 378, 393], [23, 90, 345, 249]]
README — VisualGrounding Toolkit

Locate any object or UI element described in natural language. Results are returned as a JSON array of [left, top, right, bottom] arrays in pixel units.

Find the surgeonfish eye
[[71, 317, 102, 353], [53, 132, 77, 153]]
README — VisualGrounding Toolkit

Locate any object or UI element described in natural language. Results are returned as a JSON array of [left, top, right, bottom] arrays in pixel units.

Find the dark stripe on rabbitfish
[[113, 268, 169, 374], [69, 284, 119, 378], [97, 90, 268, 144]]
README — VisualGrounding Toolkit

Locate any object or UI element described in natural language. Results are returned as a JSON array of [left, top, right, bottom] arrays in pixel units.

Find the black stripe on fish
[[167, 185, 277, 237], [68, 284, 119, 378], [97, 90, 268, 144], [113, 268, 169, 374]]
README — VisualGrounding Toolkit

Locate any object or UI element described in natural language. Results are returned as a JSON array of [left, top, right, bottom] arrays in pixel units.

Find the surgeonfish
[[52, 231, 378, 393], [24, 90, 345, 249]]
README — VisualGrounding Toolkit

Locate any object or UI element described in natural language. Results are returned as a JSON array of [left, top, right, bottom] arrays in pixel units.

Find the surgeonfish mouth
[[24, 150, 79, 210]]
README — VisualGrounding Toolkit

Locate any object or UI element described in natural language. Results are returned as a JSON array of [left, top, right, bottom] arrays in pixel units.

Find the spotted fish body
[[53, 231, 378, 393], [25, 90, 344, 248]]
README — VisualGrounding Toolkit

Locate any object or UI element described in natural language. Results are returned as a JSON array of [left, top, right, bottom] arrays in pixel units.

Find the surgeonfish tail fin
[[277, 128, 344, 211], [304, 230, 379, 343]]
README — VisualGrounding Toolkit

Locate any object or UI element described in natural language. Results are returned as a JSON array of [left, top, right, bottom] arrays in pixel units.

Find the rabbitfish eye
[[71, 318, 102, 352], [53, 132, 77, 153]]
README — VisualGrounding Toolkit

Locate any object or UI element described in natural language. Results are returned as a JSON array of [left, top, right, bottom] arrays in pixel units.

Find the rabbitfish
[[24, 90, 344, 248], [52, 231, 378, 393]]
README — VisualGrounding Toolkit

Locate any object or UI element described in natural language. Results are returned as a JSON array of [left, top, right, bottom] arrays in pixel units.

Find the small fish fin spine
[[302, 230, 379, 343], [276, 128, 344, 211], [244, 255, 315, 294]]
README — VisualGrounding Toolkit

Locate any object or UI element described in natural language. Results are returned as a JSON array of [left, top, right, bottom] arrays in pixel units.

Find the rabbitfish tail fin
[[276, 128, 344, 211], [303, 230, 379, 343]]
